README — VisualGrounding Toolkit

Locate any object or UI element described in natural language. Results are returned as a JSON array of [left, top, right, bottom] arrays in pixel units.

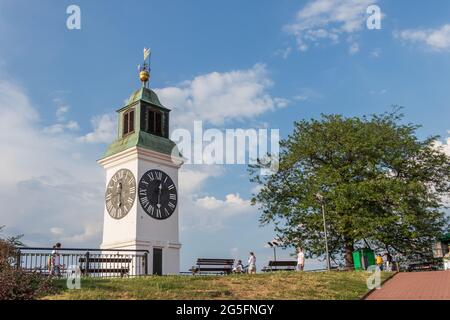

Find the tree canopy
[[249, 110, 450, 268]]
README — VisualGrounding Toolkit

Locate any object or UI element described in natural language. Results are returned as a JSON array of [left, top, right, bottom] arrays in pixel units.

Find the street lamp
[[267, 240, 280, 262], [315, 193, 331, 271]]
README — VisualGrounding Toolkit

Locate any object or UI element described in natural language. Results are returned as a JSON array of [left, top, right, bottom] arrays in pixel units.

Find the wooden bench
[[262, 261, 297, 272], [78, 257, 132, 277], [406, 261, 442, 272], [191, 258, 235, 275]]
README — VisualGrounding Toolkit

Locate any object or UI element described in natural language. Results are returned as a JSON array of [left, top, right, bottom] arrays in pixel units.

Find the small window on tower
[[123, 109, 135, 136], [148, 110, 155, 133], [147, 109, 163, 137], [155, 112, 162, 136], [129, 110, 135, 132]]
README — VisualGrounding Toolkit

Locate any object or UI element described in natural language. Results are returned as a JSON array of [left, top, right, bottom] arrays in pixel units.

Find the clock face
[[138, 169, 178, 220], [105, 169, 136, 220]]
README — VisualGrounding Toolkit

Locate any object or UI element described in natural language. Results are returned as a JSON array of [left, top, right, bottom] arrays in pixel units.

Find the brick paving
[[366, 271, 450, 300]]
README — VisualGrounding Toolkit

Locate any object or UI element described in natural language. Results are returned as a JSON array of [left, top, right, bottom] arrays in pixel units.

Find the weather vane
[[138, 47, 151, 87]]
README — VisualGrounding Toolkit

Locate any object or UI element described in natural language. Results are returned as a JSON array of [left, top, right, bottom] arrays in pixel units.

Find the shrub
[[0, 240, 57, 300]]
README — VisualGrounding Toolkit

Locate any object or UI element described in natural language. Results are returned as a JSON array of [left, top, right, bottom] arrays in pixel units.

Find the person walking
[[248, 252, 256, 274], [297, 248, 305, 271], [376, 254, 384, 271], [51, 243, 62, 277], [385, 253, 393, 272]]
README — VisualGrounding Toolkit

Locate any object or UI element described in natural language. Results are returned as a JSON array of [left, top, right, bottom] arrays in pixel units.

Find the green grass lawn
[[44, 271, 394, 300]]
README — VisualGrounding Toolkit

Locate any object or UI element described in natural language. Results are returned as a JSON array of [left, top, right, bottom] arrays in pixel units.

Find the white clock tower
[[98, 51, 183, 275]]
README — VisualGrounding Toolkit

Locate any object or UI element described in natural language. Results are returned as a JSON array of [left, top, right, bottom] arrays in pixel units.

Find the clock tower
[[98, 49, 183, 275]]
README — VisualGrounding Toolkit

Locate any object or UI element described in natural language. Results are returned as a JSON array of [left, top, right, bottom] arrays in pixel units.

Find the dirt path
[[366, 271, 450, 300]]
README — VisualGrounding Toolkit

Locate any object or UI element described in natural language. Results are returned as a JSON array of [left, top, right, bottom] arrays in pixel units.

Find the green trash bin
[[353, 248, 375, 271]]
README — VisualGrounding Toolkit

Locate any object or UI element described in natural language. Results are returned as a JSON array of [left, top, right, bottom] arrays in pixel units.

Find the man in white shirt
[[297, 248, 305, 271], [248, 252, 256, 274]]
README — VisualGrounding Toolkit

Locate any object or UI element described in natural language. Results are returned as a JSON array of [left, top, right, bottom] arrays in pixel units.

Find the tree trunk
[[344, 241, 354, 270]]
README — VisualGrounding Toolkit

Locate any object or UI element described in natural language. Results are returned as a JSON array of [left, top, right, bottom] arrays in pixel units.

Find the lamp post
[[267, 240, 279, 261], [316, 193, 331, 271]]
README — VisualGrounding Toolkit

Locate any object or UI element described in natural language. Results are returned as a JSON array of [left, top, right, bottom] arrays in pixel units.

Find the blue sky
[[0, 0, 449, 271]]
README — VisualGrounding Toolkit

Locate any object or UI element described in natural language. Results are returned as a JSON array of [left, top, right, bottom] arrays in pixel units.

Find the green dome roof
[[120, 87, 169, 112]]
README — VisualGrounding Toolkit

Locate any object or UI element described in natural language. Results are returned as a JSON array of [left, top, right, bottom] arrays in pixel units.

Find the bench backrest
[[78, 258, 132, 263], [196, 258, 234, 266], [268, 261, 297, 267]]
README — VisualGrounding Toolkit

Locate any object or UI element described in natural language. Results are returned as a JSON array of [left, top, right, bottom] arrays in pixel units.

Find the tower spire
[[138, 47, 151, 88]]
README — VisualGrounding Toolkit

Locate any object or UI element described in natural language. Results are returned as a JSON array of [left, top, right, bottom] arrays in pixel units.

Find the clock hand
[[117, 182, 123, 207], [157, 183, 162, 208]]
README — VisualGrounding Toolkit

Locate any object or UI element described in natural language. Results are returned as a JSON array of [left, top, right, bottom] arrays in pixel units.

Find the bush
[[0, 240, 57, 300]]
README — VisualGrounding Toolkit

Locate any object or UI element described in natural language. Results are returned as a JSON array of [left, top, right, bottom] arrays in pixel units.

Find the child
[[233, 260, 244, 273], [51, 243, 62, 277]]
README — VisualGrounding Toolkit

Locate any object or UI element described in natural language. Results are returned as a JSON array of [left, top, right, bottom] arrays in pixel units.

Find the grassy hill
[[45, 271, 393, 300]]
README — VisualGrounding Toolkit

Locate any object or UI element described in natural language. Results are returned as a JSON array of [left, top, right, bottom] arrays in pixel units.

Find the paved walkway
[[366, 271, 450, 300]]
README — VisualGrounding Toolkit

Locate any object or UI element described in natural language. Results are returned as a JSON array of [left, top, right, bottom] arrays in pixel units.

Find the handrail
[[17, 247, 149, 253]]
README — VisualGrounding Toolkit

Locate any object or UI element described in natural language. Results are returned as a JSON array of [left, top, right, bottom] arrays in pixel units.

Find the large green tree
[[249, 110, 450, 268]]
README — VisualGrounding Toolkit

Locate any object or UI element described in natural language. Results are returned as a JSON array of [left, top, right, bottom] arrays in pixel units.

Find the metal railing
[[16, 247, 149, 278]]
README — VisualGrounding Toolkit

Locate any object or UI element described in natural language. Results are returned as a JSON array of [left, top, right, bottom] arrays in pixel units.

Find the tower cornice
[[98, 146, 184, 169]]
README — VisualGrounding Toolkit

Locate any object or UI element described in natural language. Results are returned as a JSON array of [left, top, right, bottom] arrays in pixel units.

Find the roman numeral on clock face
[[140, 197, 150, 208]]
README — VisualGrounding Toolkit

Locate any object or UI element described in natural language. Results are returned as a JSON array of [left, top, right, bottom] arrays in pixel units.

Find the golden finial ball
[[140, 70, 150, 82]]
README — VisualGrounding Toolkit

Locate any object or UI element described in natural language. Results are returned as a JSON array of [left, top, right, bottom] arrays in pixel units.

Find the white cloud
[[50, 227, 64, 235], [370, 48, 382, 58], [0, 80, 104, 247], [394, 24, 450, 51], [156, 64, 287, 127], [274, 46, 292, 59], [434, 131, 450, 157], [349, 42, 360, 55], [178, 165, 256, 231], [60, 224, 103, 244], [196, 193, 252, 213], [81, 64, 287, 139], [78, 113, 116, 144], [251, 184, 263, 194], [284, 0, 376, 52], [56, 105, 69, 122], [43, 120, 79, 134], [40, 96, 80, 134], [185, 193, 255, 231], [179, 166, 224, 193], [293, 88, 323, 102]]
